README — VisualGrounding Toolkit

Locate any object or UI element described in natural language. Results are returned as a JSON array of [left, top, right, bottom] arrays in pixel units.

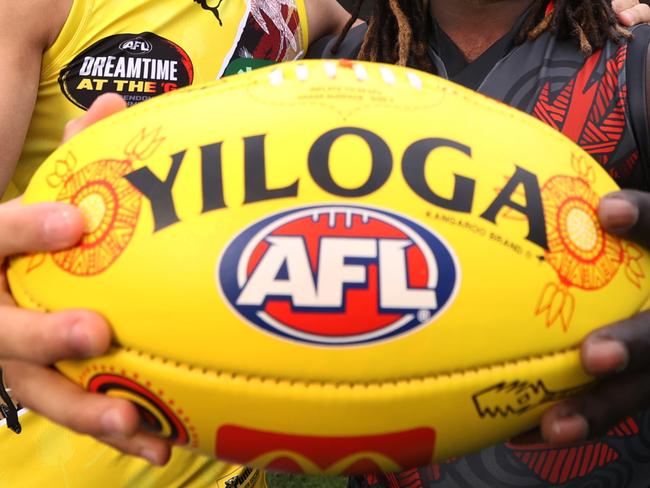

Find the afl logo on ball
[[218, 205, 459, 346]]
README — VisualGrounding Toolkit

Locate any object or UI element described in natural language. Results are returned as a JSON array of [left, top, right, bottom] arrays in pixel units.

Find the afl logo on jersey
[[218, 205, 460, 346], [119, 37, 153, 55]]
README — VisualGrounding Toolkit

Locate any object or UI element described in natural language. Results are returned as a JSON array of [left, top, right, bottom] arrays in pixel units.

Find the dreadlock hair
[[332, 0, 632, 73]]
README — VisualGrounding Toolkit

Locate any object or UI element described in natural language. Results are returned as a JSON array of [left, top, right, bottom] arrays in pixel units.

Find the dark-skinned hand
[[541, 191, 650, 444]]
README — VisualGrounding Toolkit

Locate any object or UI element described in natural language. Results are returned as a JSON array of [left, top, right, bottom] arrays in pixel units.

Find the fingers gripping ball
[[7, 60, 650, 474]]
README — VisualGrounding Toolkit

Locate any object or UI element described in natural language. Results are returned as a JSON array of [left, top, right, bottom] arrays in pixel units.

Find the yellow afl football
[[8, 60, 650, 475]]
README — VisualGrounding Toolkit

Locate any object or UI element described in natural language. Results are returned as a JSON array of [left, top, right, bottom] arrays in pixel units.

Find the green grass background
[[267, 473, 347, 488]]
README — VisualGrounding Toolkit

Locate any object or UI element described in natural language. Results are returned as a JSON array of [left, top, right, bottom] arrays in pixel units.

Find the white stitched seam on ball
[[269, 68, 284, 86], [295, 64, 309, 82], [353, 64, 368, 81], [53, 61, 580, 154], [380, 67, 396, 85], [407, 71, 423, 89], [324, 61, 337, 79]]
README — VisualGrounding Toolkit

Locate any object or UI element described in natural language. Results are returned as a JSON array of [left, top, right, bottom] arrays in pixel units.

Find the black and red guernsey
[[308, 5, 650, 488]]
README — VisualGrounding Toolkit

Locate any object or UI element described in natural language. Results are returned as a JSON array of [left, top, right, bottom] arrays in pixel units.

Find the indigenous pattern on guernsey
[[351, 412, 650, 488], [220, 0, 304, 76], [464, 27, 649, 191]]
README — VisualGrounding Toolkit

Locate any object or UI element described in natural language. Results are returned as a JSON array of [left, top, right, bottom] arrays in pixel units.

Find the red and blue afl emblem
[[218, 205, 459, 346]]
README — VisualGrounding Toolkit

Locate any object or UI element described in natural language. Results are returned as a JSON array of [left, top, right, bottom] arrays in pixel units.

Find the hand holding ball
[[8, 61, 650, 474]]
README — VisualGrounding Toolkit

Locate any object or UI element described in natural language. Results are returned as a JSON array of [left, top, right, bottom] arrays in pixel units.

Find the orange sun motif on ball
[[27, 128, 165, 276], [536, 154, 644, 330], [51, 159, 142, 276]]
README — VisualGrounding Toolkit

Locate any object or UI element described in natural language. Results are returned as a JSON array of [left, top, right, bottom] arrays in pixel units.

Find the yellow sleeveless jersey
[[5, 0, 308, 200], [1, 0, 306, 486], [0, 412, 264, 487]]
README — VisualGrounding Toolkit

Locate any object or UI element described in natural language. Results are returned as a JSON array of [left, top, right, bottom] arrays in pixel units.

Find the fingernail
[[140, 448, 164, 466], [43, 209, 76, 244], [599, 196, 639, 232], [583, 338, 629, 375], [551, 414, 589, 443], [101, 408, 128, 436]]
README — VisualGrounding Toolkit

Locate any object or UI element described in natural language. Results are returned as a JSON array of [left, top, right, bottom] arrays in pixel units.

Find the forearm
[[0, 57, 41, 195], [0, 0, 71, 196], [305, 0, 359, 44]]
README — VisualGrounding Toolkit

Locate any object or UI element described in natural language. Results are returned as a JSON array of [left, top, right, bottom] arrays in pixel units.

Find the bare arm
[[0, 0, 70, 194], [613, 0, 650, 25], [0, 2, 169, 465], [304, 0, 359, 44]]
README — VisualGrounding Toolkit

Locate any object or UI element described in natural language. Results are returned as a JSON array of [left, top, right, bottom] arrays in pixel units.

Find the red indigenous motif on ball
[[51, 159, 141, 276], [535, 155, 644, 330], [28, 127, 165, 275]]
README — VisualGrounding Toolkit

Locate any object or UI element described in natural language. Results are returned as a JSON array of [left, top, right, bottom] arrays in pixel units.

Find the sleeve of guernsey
[[0, 410, 267, 487]]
